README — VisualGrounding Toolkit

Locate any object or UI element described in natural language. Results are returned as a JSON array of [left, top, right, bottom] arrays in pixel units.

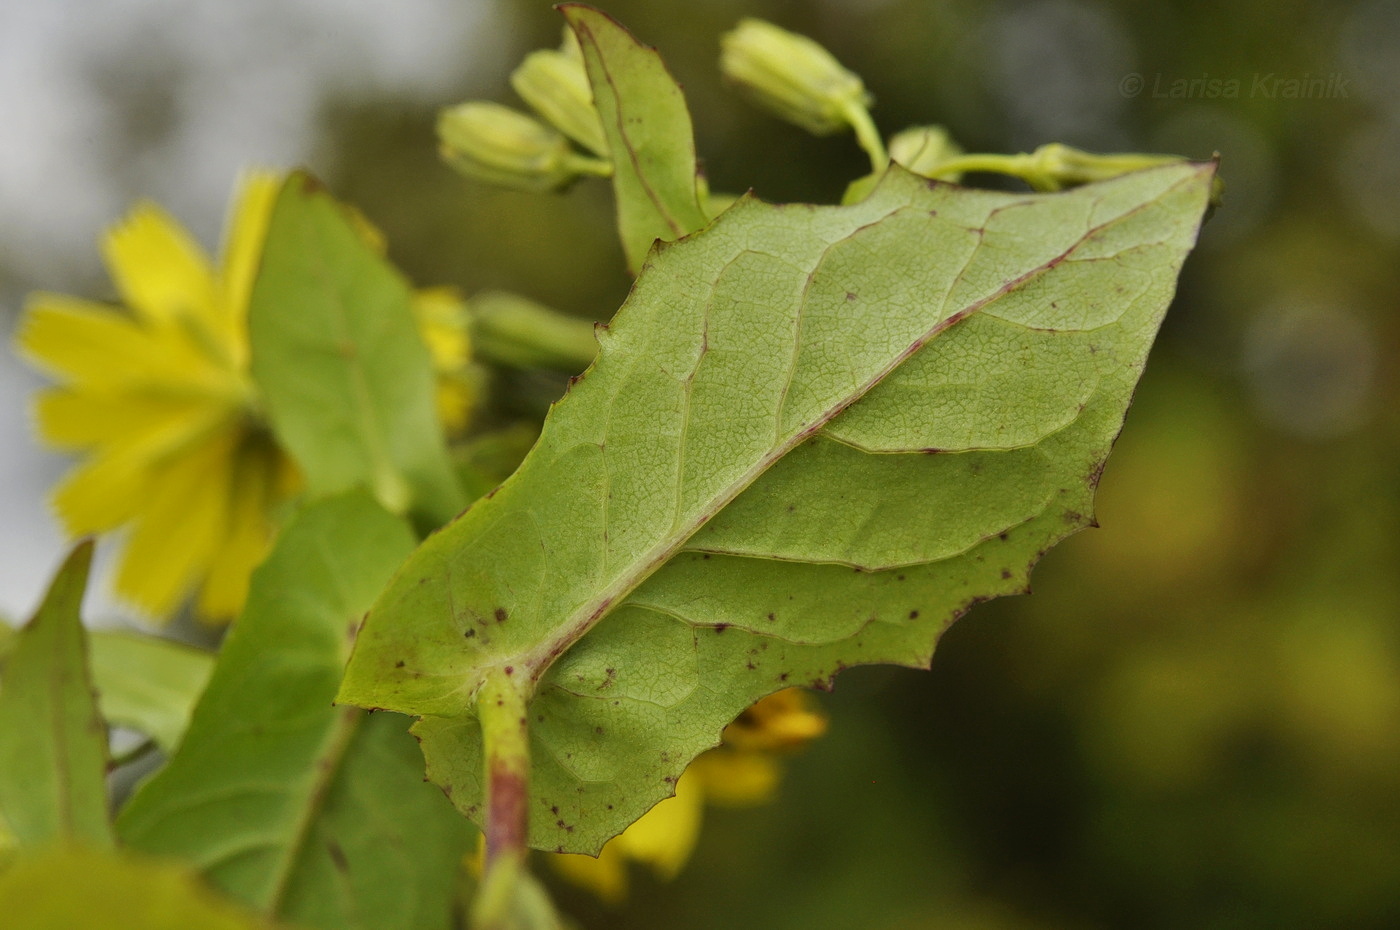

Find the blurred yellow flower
[[15, 173, 477, 624], [16, 173, 294, 623], [550, 688, 827, 902], [412, 287, 482, 436]]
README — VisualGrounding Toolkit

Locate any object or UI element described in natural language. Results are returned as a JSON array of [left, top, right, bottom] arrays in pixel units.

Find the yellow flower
[[15, 174, 478, 624], [411, 287, 482, 436], [16, 173, 294, 623], [550, 688, 827, 902]]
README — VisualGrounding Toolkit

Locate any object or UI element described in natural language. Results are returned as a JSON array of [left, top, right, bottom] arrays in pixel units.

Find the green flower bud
[[438, 102, 601, 193], [889, 125, 964, 180], [511, 29, 608, 157], [1020, 143, 1184, 191], [720, 18, 872, 136]]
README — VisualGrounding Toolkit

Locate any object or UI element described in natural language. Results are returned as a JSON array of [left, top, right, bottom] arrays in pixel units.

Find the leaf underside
[[249, 174, 463, 526], [118, 494, 474, 930], [340, 161, 1217, 854]]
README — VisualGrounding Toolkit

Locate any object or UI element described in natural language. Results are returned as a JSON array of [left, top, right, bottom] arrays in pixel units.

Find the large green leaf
[[248, 174, 463, 524], [89, 632, 214, 753], [0, 847, 280, 929], [562, 5, 708, 273], [118, 494, 474, 930], [0, 541, 111, 849], [339, 162, 1217, 853]]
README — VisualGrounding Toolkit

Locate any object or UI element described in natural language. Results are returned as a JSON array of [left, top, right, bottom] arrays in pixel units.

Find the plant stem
[[469, 292, 599, 372], [476, 666, 531, 869], [841, 99, 887, 176]]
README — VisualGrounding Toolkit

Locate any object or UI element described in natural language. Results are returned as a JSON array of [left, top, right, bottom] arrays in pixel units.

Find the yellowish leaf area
[[549, 688, 827, 902], [14, 174, 476, 624]]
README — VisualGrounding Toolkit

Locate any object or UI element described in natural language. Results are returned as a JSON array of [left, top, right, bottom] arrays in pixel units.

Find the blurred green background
[[2, 1, 1398, 928]]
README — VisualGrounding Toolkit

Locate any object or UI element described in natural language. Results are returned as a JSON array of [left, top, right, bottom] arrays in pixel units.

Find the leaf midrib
[[264, 704, 362, 915]]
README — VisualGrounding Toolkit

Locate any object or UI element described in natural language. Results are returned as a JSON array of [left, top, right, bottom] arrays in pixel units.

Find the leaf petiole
[[476, 666, 531, 869]]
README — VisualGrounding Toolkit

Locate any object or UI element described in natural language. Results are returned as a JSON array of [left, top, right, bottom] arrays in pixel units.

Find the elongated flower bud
[[511, 33, 608, 156], [438, 102, 584, 193], [720, 18, 872, 136], [1020, 143, 1184, 191]]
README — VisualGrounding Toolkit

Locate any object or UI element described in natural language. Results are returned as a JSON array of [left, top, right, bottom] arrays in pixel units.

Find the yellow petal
[[112, 431, 236, 619], [217, 170, 281, 365], [102, 202, 219, 329], [413, 287, 472, 370], [194, 439, 282, 623], [33, 387, 207, 452], [16, 295, 209, 389], [722, 687, 828, 752], [49, 443, 154, 534], [688, 749, 781, 807], [549, 843, 630, 905], [613, 769, 705, 880]]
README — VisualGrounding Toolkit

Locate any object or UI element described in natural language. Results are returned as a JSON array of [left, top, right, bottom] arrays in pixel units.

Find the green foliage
[[0, 542, 112, 850], [248, 175, 464, 525], [340, 161, 1214, 853], [0, 847, 276, 930], [562, 5, 709, 272], [118, 494, 475, 930], [89, 632, 214, 753], [3, 5, 1226, 928]]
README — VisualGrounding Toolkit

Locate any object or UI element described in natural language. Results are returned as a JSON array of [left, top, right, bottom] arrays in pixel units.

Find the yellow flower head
[[15, 174, 297, 624], [550, 688, 826, 902], [16, 175, 480, 624]]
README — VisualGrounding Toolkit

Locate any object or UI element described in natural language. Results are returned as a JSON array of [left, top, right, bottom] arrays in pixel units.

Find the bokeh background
[[3, 1, 1399, 928]]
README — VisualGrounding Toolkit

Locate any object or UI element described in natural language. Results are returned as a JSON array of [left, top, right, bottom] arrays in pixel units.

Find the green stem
[[921, 153, 1039, 182], [476, 666, 531, 869], [470, 292, 599, 373], [564, 153, 614, 178], [841, 99, 887, 176]]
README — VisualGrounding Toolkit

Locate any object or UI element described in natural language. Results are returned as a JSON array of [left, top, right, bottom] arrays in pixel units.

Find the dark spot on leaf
[[766, 612, 775, 622], [715, 623, 730, 633], [494, 607, 508, 623], [1001, 569, 1013, 579], [908, 610, 919, 619], [326, 839, 349, 873], [464, 629, 476, 639], [702, 553, 711, 560], [998, 532, 1009, 541], [897, 574, 905, 581], [746, 660, 757, 670], [779, 673, 789, 682], [395, 660, 405, 668], [845, 291, 857, 301], [551, 805, 560, 815], [504, 666, 514, 675], [595, 726, 604, 735]]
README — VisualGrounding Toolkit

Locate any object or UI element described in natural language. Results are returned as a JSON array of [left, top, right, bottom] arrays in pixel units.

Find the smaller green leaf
[[249, 174, 464, 524], [0, 541, 112, 849], [89, 632, 214, 754], [0, 846, 283, 930], [561, 4, 709, 273], [118, 494, 474, 930]]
